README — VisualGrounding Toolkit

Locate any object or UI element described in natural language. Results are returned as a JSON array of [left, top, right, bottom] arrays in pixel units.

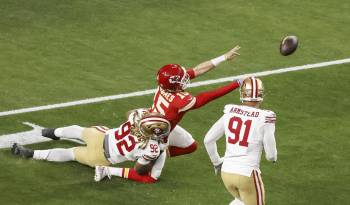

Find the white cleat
[[94, 166, 111, 182]]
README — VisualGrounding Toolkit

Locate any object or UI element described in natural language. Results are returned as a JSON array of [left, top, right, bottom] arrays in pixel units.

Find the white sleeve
[[263, 122, 277, 162], [204, 116, 225, 166], [150, 151, 166, 179], [137, 140, 160, 165]]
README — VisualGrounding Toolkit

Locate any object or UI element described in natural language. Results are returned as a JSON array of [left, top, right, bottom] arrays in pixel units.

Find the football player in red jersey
[[150, 45, 242, 157]]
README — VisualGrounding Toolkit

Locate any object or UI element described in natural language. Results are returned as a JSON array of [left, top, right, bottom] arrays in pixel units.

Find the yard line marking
[[1, 58, 349, 117]]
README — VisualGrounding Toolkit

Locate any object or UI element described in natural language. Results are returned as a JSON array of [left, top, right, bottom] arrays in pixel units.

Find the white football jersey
[[105, 120, 160, 165], [204, 104, 277, 177]]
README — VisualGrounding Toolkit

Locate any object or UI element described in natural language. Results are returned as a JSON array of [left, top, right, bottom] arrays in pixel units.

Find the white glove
[[236, 78, 244, 87]]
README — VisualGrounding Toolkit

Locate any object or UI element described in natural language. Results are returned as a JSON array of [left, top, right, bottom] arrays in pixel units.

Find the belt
[[103, 134, 111, 159]]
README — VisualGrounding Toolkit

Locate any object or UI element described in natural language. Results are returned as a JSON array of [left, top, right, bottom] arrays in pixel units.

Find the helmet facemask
[[179, 72, 190, 91]]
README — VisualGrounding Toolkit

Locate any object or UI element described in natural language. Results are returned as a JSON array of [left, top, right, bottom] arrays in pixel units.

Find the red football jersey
[[150, 87, 196, 130], [149, 68, 240, 130]]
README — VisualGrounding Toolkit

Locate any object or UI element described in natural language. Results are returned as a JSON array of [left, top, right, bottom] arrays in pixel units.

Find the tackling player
[[150, 45, 242, 157], [12, 111, 170, 183], [204, 77, 277, 205]]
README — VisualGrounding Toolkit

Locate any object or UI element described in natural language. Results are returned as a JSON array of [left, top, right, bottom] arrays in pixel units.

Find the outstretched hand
[[224, 45, 240, 60]]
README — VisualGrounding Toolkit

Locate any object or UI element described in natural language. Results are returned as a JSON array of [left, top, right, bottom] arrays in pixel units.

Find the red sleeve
[[192, 81, 240, 109], [175, 93, 196, 112], [124, 168, 157, 183], [187, 69, 196, 80]]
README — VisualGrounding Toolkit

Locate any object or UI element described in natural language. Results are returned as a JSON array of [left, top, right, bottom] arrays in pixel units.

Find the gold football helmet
[[240, 76, 264, 102], [128, 108, 149, 126], [138, 112, 171, 142]]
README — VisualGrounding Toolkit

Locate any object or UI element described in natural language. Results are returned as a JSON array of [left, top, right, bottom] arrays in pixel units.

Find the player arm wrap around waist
[[192, 81, 240, 109]]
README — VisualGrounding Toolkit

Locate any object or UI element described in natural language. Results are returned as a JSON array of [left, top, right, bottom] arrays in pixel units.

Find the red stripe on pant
[[253, 170, 263, 205], [256, 171, 264, 204], [93, 126, 107, 133]]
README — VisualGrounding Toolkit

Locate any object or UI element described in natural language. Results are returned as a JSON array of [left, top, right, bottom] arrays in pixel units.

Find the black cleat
[[11, 143, 34, 158], [42, 128, 60, 140]]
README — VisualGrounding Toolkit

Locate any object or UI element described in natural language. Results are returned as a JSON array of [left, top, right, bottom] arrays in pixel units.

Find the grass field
[[0, 0, 350, 204]]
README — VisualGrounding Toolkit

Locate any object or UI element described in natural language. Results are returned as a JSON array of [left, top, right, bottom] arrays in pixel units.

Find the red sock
[[168, 141, 198, 157], [122, 168, 157, 183]]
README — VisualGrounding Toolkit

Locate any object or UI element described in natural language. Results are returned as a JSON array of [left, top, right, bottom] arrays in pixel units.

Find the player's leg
[[167, 125, 197, 157], [12, 127, 110, 165], [221, 171, 241, 202], [74, 127, 110, 167], [12, 143, 75, 162], [42, 125, 85, 140], [42, 125, 108, 141], [257, 171, 265, 205], [238, 170, 265, 205]]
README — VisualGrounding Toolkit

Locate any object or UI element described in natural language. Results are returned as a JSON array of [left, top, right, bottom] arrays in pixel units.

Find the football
[[280, 35, 298, 56], [134, 160, 154, 175]]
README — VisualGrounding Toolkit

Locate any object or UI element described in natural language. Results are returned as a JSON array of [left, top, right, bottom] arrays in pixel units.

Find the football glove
[[94, 166, 111, 182], [213, 157, 224, 176], [237, 78, 244, 87]]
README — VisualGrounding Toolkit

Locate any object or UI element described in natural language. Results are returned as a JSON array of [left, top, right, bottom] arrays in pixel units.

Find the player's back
[[150, 87, 195, 130], [221, 104, 276, 176]]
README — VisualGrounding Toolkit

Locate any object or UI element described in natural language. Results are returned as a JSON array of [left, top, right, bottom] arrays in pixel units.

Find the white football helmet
[[240, 76, 264, 102]]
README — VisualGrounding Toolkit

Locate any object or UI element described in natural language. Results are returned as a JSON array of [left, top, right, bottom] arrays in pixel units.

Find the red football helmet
[[156, 64, 190, 92]]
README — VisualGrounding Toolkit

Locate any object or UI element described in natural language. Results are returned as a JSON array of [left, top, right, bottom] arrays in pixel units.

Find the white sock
[[33, 148, 75, 162], [54, 125, 84, 140], [108, 167, 123, 177]]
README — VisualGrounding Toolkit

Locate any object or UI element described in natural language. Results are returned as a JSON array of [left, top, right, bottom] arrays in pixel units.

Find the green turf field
[[1, 0, 349, 204]]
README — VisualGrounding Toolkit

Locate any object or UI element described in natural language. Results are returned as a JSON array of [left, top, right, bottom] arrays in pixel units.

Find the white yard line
[[1, 58, 349, 117]]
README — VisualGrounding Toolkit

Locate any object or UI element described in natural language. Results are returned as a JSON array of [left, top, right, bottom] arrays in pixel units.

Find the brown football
[[134, 161, 154, 175], [280, 35, 298, 56]]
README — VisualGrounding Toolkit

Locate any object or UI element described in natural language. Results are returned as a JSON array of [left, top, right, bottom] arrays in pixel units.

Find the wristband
[[210, 55, 226, 67]]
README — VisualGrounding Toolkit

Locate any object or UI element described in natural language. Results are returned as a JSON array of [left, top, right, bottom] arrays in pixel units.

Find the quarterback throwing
[[204, 77, 277, 205]]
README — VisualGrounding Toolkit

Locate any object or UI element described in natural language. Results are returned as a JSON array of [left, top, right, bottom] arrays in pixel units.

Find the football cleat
[[157, 64, 190, 92], [240, 76, 264, 102], [94, 166, 112, 182], [11, 143, 34, 158], [41, 128, 60, 140]]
